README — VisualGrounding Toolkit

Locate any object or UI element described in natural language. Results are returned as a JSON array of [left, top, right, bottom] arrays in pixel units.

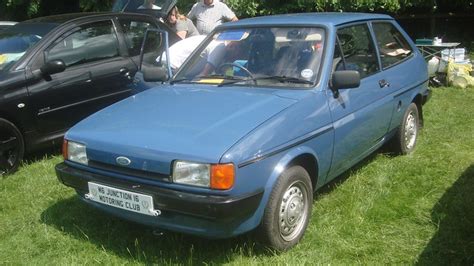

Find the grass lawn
[[1, 87, 473, 264]]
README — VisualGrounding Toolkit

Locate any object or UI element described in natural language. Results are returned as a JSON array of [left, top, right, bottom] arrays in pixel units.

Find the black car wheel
[[0, 118, 24, 175], [258, 165, 313, 251]]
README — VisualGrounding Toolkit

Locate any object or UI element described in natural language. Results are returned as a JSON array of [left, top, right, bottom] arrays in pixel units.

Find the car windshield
[[0, 23, 57, 73], [174, 27, 325, 88]]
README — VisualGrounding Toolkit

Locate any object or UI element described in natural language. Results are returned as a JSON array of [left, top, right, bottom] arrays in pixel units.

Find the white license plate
[[87, 182, 160, 216]]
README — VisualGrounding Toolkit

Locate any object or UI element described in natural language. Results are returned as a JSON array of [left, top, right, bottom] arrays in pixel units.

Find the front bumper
[[56, 162, 263, 238]]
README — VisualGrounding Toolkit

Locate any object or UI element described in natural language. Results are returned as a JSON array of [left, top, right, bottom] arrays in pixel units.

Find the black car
[[0, 21, 17, 31], [0, 12, 179, 175]]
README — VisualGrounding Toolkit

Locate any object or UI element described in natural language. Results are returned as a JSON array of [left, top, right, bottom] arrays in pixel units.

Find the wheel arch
[[0, 111, 25, 134], [287, 153, 319, 192], [412, 94, 424, 127], [0, 114, 26, 175], [256, 148, 318, 250], [245, 146, 322, 233], [265, 146, 321, 194]]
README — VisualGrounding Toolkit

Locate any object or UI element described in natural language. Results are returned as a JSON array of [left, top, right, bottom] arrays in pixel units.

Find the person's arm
[[175, 20, 188, 39], [200, 42, 225, 76], [176, 31, 187, 39], [221, 3, 238, 22], [200, 62, 215, 76]]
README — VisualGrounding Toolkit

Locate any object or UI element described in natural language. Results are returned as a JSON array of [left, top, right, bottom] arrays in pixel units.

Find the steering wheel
[[216, 63, 256, 84]]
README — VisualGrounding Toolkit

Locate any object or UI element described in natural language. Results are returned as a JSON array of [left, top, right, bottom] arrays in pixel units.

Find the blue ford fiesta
[[56, 13, 430, 251]]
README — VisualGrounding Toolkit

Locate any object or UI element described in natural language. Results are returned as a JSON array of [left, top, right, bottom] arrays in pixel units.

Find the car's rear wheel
[[392, 103, 419, 155], [0, 118, 24, 175], [258, 165, 312, 251]]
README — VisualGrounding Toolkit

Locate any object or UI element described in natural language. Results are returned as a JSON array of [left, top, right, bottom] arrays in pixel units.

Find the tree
[[0, 0, 113, 21], [1, 0, 473, 22]]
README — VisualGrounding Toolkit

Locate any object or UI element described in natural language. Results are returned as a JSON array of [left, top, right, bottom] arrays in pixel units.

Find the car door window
[[372, 22, 413, 68], [119, 19, 158, 57], [46, 20, 120, 67], [335, 24, 379, 79]]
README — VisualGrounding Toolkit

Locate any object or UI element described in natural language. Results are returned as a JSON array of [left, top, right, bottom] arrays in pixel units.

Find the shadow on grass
[[23, 146, 61, 165], [416, 164, 474, 265], [40, 196, 273, 264], [315, 151, 379, 199]]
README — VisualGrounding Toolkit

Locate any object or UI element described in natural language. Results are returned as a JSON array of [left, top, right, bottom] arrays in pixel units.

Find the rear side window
[[335, 24, 379, 79], [46, 20, 120, 67], [372, 22, 413, 68], [119, 19, 158, 57]]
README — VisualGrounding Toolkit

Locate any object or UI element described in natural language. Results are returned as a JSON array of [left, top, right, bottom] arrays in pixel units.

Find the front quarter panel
[[229, 144, 325, 235], [0, 70, 32, 132], [222, 89, 334, 195]]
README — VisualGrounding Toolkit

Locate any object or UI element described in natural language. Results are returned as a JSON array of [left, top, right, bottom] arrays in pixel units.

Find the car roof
[[20, 12, 148, 25], [10, 12, 158, 33], [222, 12, 393, 28]]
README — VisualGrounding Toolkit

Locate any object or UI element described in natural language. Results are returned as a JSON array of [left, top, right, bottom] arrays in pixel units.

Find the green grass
[[1, 87, 473, 264]]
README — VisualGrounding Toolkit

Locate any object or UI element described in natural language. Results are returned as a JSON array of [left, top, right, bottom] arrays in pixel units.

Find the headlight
[[63, 139, 88, 165], [172, 161, 234, 190], [172, 161, 210, 187]]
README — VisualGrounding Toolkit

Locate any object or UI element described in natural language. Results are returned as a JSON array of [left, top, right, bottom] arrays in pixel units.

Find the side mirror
[[40, 59, 66, 76], [331, 70, 360, 90], [142, 65, 169, 82]]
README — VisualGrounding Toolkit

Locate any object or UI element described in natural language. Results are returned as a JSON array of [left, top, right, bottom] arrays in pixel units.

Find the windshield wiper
[[219, 75, 314, 87], [256, 75, 314, 84]]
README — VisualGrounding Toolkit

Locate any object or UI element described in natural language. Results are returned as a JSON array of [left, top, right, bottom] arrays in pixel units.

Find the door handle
[[379, 79, 390, 88], [120, 67, 132, 80]]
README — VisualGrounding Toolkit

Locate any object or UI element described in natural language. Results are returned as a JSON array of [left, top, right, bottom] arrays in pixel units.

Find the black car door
[[27, 19, 136, 134]]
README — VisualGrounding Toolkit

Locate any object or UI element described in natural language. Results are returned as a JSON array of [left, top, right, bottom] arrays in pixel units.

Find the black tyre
[[258, 165, 313, 251], [392, 103, 420, 155], [0, 118, 24, 175]]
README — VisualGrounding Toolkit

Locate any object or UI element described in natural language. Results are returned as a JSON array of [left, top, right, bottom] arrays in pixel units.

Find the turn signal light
[[210, 163, 235, 190], [62, 139, 68, 160]]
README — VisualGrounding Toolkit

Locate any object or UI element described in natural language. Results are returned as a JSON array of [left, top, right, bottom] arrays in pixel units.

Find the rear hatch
[[112, 0, 177, 18]]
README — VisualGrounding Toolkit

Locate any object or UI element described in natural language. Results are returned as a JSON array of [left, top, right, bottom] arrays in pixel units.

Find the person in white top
[[138, 0, 161, 10], [187, 0, 238, 35], [159, 35, 207, 70]]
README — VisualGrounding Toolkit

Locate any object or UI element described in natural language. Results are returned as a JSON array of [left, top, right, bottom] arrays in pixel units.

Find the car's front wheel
[[392, 103, 420, 155], [258, 165, 313, 251], [0, 118, 24, 175]]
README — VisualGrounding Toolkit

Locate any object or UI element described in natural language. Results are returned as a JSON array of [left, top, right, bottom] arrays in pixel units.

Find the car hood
[[67, 85, 298, 174]]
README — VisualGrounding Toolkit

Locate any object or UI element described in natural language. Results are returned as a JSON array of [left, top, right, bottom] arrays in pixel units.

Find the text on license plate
[[87, 182, 159, 216]]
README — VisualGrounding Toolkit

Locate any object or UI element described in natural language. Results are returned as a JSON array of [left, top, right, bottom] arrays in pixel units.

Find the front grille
[[88, 160, 171, 182]]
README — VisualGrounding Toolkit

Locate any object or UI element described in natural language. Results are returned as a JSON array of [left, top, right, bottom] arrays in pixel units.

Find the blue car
[[56, 13, 430, 251]]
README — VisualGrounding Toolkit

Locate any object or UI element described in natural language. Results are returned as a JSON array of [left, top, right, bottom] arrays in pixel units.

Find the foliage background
[[1, 0, 474, 21], [0, 0, 473, 50]]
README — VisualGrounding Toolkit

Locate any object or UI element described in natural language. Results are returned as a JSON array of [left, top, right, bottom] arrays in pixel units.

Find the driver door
[[327, 23, 393, 177]]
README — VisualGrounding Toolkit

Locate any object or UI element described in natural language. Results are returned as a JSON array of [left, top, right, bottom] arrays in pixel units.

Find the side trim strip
[[393, 79, 428, 99], [38, 89, 131, 116], [238, 125, 333, 168]]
